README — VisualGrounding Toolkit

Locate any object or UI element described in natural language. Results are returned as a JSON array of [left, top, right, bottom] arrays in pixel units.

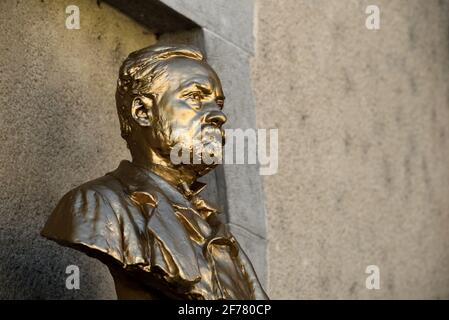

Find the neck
[[131, 146, 198, 187]]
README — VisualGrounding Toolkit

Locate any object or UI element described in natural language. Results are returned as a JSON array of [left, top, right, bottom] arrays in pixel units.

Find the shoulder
[[45, 174, 123, 224], [72, 173, 123, 200], [41, 173, 127, 263]]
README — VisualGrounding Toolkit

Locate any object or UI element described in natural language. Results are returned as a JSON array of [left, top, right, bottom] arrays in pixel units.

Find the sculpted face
[[131, 57, 227, 175]]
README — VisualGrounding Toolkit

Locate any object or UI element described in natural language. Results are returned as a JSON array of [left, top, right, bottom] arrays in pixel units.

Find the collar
[[110, 160, 218, 219], [109, 160, 195, 207]]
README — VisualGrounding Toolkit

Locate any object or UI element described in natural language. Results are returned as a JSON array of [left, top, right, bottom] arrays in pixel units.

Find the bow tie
[[178, 181, 218, 219]]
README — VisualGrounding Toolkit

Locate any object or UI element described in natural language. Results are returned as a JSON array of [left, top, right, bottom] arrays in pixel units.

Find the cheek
[[170, 124, 201, 146], [173, 109, 199, 127], [169, 101, 200, 125], [165, 101, 202, 134]]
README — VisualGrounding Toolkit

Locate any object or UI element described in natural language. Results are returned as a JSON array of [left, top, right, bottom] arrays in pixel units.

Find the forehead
[[163, 57, 223, 95]]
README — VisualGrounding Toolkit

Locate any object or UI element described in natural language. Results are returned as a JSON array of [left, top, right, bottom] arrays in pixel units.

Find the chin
[[166, 134, 223, 173]]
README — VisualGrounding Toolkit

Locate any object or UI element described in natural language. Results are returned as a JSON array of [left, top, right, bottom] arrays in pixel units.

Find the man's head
[[116, 44, 227, 177]]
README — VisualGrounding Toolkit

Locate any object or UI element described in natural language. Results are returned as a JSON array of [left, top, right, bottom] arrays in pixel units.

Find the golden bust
[[41, 45, 268, 300]]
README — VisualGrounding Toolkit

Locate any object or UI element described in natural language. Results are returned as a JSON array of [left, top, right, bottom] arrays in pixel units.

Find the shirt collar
[[109, 160, 209, 206]]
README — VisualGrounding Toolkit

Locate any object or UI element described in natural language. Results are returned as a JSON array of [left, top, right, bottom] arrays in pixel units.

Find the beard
[[153, 120, 224, 169], [196, 124, 224, 157]]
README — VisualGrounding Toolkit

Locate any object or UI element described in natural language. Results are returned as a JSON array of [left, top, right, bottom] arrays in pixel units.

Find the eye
[[186, 91, 203, 101], [184, 91, 204, 110], [216, 99, 224, 109]]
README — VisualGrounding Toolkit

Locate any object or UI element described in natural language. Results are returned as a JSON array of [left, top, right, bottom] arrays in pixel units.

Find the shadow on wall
[[0, 0, 157, 299], [0, 72, 118, 299]]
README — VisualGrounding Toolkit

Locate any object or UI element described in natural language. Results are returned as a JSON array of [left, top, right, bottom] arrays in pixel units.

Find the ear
[[131, 96, 154, 127]]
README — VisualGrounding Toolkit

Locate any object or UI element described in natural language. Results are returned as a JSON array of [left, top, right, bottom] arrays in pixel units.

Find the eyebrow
[[181, 80, 212, 93], [181, 80, 225, 104], [196, 83, 213, 94]]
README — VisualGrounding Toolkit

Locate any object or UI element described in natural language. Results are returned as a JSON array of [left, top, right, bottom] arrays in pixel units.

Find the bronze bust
[[41, 45, 268, 300]]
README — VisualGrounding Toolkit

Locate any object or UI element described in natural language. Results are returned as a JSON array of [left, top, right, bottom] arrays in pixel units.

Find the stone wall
[[0, 0, 267, 299], [0, 0, 156, 299], [253, 0, 449, 299]]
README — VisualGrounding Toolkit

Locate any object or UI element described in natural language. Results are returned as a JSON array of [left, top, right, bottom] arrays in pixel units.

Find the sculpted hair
[[115, 44, 205, 142]]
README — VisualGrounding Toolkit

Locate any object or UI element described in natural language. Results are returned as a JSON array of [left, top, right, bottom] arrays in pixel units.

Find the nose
[[205, 110, 227, 127]]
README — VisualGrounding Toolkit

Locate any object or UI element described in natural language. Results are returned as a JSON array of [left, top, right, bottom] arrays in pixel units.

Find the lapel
[[108, 160, 240, 294], [110, 160, 208, 285]]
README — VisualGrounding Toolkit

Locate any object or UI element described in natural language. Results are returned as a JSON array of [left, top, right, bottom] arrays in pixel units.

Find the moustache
[[200, 125, 226, 145]]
